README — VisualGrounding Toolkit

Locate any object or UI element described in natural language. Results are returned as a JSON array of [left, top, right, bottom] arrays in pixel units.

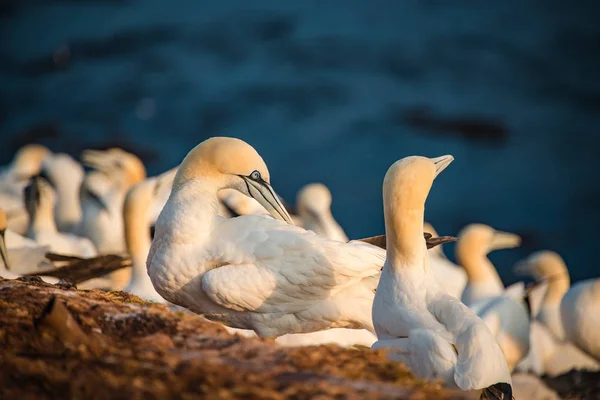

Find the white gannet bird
[[456, 224, 521, 306], [148, 137, 385, 338], [514, 251, 600, 374], [24, 176, 97, 258], [0, 144, 51, 235], [123, 168, 178, 302], [455, 225, 530, 372], [514, 251, 568, 340], [40, 153, 84, 233], [295, 183, 348, 242], [424, 222, 466, 299], [561, 278, 600, 360], [371, 155, 512, 399], [79, 147, 146, 289]]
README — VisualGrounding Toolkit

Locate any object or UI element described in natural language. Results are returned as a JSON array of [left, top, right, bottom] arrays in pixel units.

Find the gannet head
[[11, 144, 51, 179], [82, 148, 146, 189], [24, 176, 56, 219], [382, 155, 453, 256], [0, 208, 10, 270], [383, 155, 453, 215], [514, 250, 569, 282], [297, 183, 332, 218], [456, 224, 521, 261], [174, 137, 293, 224]]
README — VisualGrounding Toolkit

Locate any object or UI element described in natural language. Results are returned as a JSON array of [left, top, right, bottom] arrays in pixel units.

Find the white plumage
[[295, 183, 348, 243], [561, 279, 600, 360], [424, 222, 466, 299], [371, 155, 512, 396], [148, 137, 384, 338]]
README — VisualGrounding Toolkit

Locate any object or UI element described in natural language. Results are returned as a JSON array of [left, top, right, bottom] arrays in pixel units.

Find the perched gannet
[[0, 144, 51, 235], [371, 155, 512, 398], [561, 278, 600, 360], [123, 168, 178, 302], [148, 137, 385, 338], [79, 148, 146, 289], [514, 251, 568, 340], [40, 153, 84, 233], [514, 251, 600, 374], [24, 176, 97, 258], [295, 183, 348, 242], [457, 224, 521, 306], [424, 222, 466, 299]]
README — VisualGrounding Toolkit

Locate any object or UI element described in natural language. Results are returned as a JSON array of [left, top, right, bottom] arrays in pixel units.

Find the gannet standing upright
[[296, 183, 348, 242], [123, 168, 177, 302], [0, 144, 51, 235], [79, 148, 146, 289], [40, 153, 84, 233], [424, 222, 466, 299], [514, 251, 568, 340], [148, 137, 385, 338], [455, 225, 529, 372], [371, 155, 512, 399], [24, 177, 97, 258], [456, 224, 521, 306], [561, 278, 600, 360]]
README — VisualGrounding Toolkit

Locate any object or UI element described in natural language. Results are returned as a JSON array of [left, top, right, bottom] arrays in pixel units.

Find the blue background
[[1, 1, 599, 283]]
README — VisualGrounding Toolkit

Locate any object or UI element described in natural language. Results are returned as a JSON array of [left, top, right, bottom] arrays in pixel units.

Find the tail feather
[[480, 382, 513, 400]]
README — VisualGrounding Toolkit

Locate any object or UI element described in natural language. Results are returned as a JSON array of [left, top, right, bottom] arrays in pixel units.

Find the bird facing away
[[40, 153, 85, 233], [79, 147, 146, 289], [24, 176, 97, 258], [457, 224, 521, 306], [148, 137, 386, 338], [371, 155, 512, 399], [514, 250, 569, 340], [560, 278, 600, 361], [123, 168, 178, 303], [296, 183, 349, 242], [0, 144, 52, 235]]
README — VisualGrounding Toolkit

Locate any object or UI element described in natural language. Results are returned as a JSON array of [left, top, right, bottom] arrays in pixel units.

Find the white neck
[[54, 183, 83, 231], [458, 251, 504, 289], [28, 204, 57, 235], [157, 179, 221, 246], [386, 207, 429, 273]]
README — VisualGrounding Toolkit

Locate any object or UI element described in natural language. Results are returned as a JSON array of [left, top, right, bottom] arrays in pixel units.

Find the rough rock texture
[[0, 277, 468, 399]]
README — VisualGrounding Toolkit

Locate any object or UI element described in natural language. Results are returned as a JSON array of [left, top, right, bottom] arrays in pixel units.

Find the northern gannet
[[123, 168, 178, 302], [560, 278, 600, 360], [455, 225, 530, 372], [295, 183, 348, 243], [148, 137, 385, 338], [514, 251, 568, 340], [40, 153, 84, 233], [371, 155, 512, 398], [79, 147, 146, 288], [24, 176, 97, 258], [457, 224, 521, 306], [424, 222, 466, 299], [0, 144, 51, 235]]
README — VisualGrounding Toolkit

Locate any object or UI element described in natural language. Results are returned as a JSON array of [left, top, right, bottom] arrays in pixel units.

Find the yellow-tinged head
[[382, 155, 453, 258], [514, 250, 569, 282], [174, 137, 292, 224], [456, 224, 521, 264], [297, 183, 332, 216], [12, 144, 51, 177]]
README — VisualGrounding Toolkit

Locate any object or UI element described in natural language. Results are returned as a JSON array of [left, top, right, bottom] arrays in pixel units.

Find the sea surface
[[1, 1, 599, 283]]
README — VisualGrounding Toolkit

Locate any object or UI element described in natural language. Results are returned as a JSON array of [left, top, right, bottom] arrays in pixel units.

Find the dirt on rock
[[0, 277, 598, 399]]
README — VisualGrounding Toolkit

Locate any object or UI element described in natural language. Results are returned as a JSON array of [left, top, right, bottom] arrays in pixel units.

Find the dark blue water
[[1, 1, 599, 283]]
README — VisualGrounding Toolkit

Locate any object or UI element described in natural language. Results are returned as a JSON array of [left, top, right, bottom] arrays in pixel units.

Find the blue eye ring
[[250, 170, 261, 180]]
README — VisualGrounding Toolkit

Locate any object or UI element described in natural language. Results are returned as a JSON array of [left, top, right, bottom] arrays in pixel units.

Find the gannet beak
[[431, 155, 454, 177], [0, 229, 10, 271], [489, 231, 521, 251], [241, 177, 294, 225]]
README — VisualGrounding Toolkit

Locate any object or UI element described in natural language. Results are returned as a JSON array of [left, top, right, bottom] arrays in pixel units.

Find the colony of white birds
[[1, 138, 598, 399]]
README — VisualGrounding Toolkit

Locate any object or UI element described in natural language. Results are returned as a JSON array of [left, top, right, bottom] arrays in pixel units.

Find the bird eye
[[250, 170, 261, 180]]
